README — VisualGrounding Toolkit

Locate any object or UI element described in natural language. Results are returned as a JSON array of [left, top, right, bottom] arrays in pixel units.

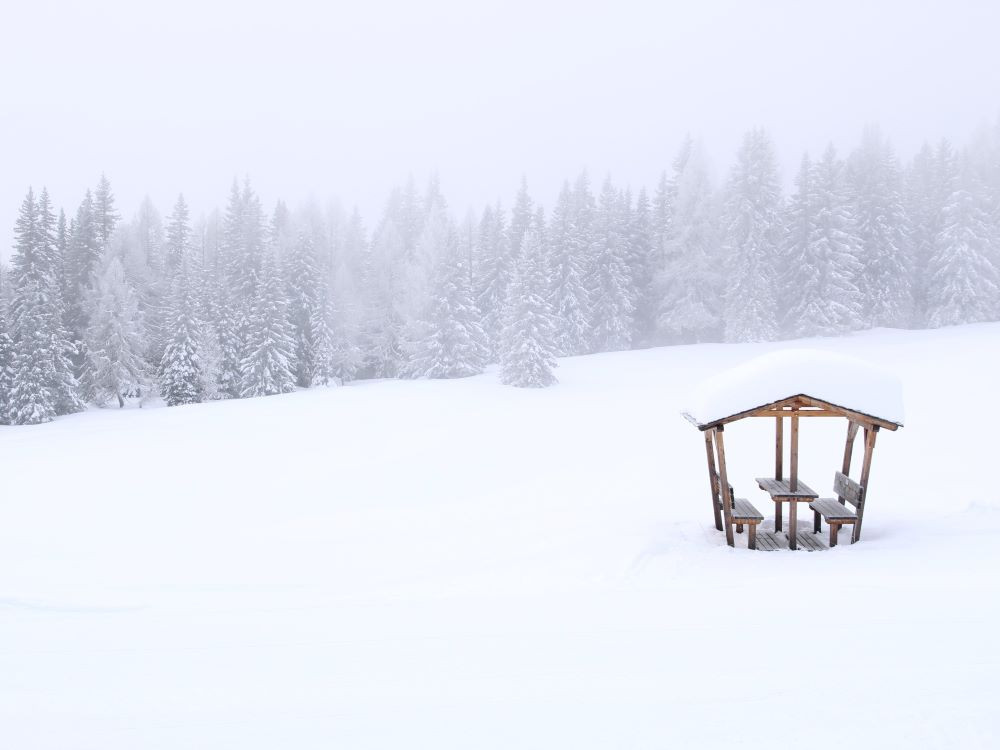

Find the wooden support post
[[748, 524, 757, 550], [775, 415, 783, 481], [814, 510, 821, 534], [830, 523, 839, 548], [775, 500, 782, 532], [789, 501, 798, 550], [789, 409, 799, 493], [704, 431, 723, 531], [854, 426, 878, 543], [841, 421, 860, 476], [715, 426, 735, 547]]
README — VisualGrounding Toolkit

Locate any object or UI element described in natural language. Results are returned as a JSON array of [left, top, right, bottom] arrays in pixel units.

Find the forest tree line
[[2, 122, 999, 424]]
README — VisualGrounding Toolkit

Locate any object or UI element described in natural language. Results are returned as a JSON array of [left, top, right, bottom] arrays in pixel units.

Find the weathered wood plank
[[790, 409, 800, 492], [833, 472, 863, 507], [731, 498, 764, 522], [704, 431, 723, 531], [756, 478, 818, 499], [854, 426, 879, 542], [809, 498, 859, 521], [715, 427, 735, 547], [775, 415, 783, 481]]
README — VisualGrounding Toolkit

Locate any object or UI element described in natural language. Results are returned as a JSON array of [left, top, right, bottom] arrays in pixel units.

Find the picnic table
[[756, 477, 818, 550]]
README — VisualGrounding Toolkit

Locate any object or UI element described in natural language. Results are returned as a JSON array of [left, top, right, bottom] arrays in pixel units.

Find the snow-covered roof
[[682, 349, 905, 429]]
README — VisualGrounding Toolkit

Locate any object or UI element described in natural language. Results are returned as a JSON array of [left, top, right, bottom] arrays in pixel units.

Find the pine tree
[[849, 127, 913, 327], [783, 147, 864, 337], [93, 174, 120, 250], [159, 264, 204, 406], [722, 128, 783, 342], [588, 176, 634, 351], [926, 158, 999, 327], [0, 308, 14, 424], [164, 194, 191, 275], [284, 233, 322, 386], [240, 254, 296, 398], [66, 190, 101, 339], [655, 138, 723, 343], [85, 256, 150, 407], [547, 182, 591, 356], [509, 177, 534, 260], [9, 187, 84, 423], [407, 225, 488, 378], [500, 226, 557, 388], [474, 202, 514, 359], [629, 187, 656, 344]]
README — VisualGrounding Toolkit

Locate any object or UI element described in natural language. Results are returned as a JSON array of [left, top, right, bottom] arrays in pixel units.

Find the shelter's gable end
[[693, 393, 900, 431]]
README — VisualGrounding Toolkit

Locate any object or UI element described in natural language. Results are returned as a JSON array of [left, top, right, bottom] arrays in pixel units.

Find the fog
[[2, 0, 998, 251]]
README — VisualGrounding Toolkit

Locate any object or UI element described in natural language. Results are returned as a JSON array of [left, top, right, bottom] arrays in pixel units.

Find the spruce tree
[[240, 254, 296, 398], [588, 177, 634, 352], [849, 127, 912, 327], [85, 256, 150, 407], [407, 226, 488, 379], [474, 202, 514, 359], [500, 226, 557, 388], [547, 182, 591, 356], [783, 147, 864, 337], [926, 159, 999, 327], [284, 232, 321, 386], [722, 128, 783, 342], [159, 264, 204, 406], [164, 194, 191, 275], [0, 308, 13, 424], [655, 138, 723, 343], [94, 174, 120, 250]]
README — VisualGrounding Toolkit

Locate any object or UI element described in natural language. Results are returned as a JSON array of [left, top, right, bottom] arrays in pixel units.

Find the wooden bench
[[731, 497, 764, 550], [809, 472, 864, 547]]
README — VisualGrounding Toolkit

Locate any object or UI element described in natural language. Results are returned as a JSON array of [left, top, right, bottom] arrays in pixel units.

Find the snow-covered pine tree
[[722, 128, 783, 342], [509, 177, 534, 260], [655, 138, 723, 343], [407, 222, 488, 379], [66, 190, 101, 341], [361, 218, 406, 378], [164, 194, 191, 276], [284, 232, 321, 386], [629, 187, 656, 345], [547, 182, 591, 356], [0, 308, 13, 424], [93, 174, 120, 251], [848, 126, 913, 327], [8, 187, 84, 424], [474, 202, 514, 359], [904, 144, 942, 325], [240, 253, 296, 398], [783, 147, 864, 337], [85, 255, 150, 407], [159, 263, 203, 406], [587, 176, 634, 352], [500, 225, 557, 388], [926, 156, 1000, 327]]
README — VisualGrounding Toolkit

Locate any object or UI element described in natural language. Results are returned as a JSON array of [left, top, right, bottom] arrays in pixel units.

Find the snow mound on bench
[[682, 348, 905, 428]]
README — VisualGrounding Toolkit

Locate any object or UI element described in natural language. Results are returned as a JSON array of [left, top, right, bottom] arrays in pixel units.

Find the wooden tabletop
[[755, 477, 818, 499]]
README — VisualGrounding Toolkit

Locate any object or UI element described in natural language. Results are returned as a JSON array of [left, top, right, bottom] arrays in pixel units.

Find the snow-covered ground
[[2, 324, 999, 749]]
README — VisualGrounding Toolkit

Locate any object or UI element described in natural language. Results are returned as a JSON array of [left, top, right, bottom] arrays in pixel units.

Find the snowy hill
[[2, 323, 999, 749]]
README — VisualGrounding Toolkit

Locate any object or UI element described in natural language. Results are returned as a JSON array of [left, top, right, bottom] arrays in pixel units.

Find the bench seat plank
[[731, 498, 764, 523], [809, 497, 858, 522]]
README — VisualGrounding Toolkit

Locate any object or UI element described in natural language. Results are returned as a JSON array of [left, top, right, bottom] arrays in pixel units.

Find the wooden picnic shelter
[[682, 350, 904, 551]]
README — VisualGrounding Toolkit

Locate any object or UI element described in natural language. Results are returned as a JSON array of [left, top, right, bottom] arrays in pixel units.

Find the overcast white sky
[[2, 0, 998, 254]]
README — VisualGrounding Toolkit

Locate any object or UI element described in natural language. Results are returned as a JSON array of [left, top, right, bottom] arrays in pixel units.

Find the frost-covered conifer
[[588, 177, 634, 351], [927, 160, 999, 327], [159, 266, 204, 406], [849, 127, 912, 327], [240, 254, 296, 397], [85, 256, 150, 407], [284, 233, 321, 386], [500, 226, 557, 388], [783, 147, 864, 337], [722, 128, 782, 342], [474, 203, 514, 359], [407, 226, 488, 379], [548, 183, 591, 356]]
